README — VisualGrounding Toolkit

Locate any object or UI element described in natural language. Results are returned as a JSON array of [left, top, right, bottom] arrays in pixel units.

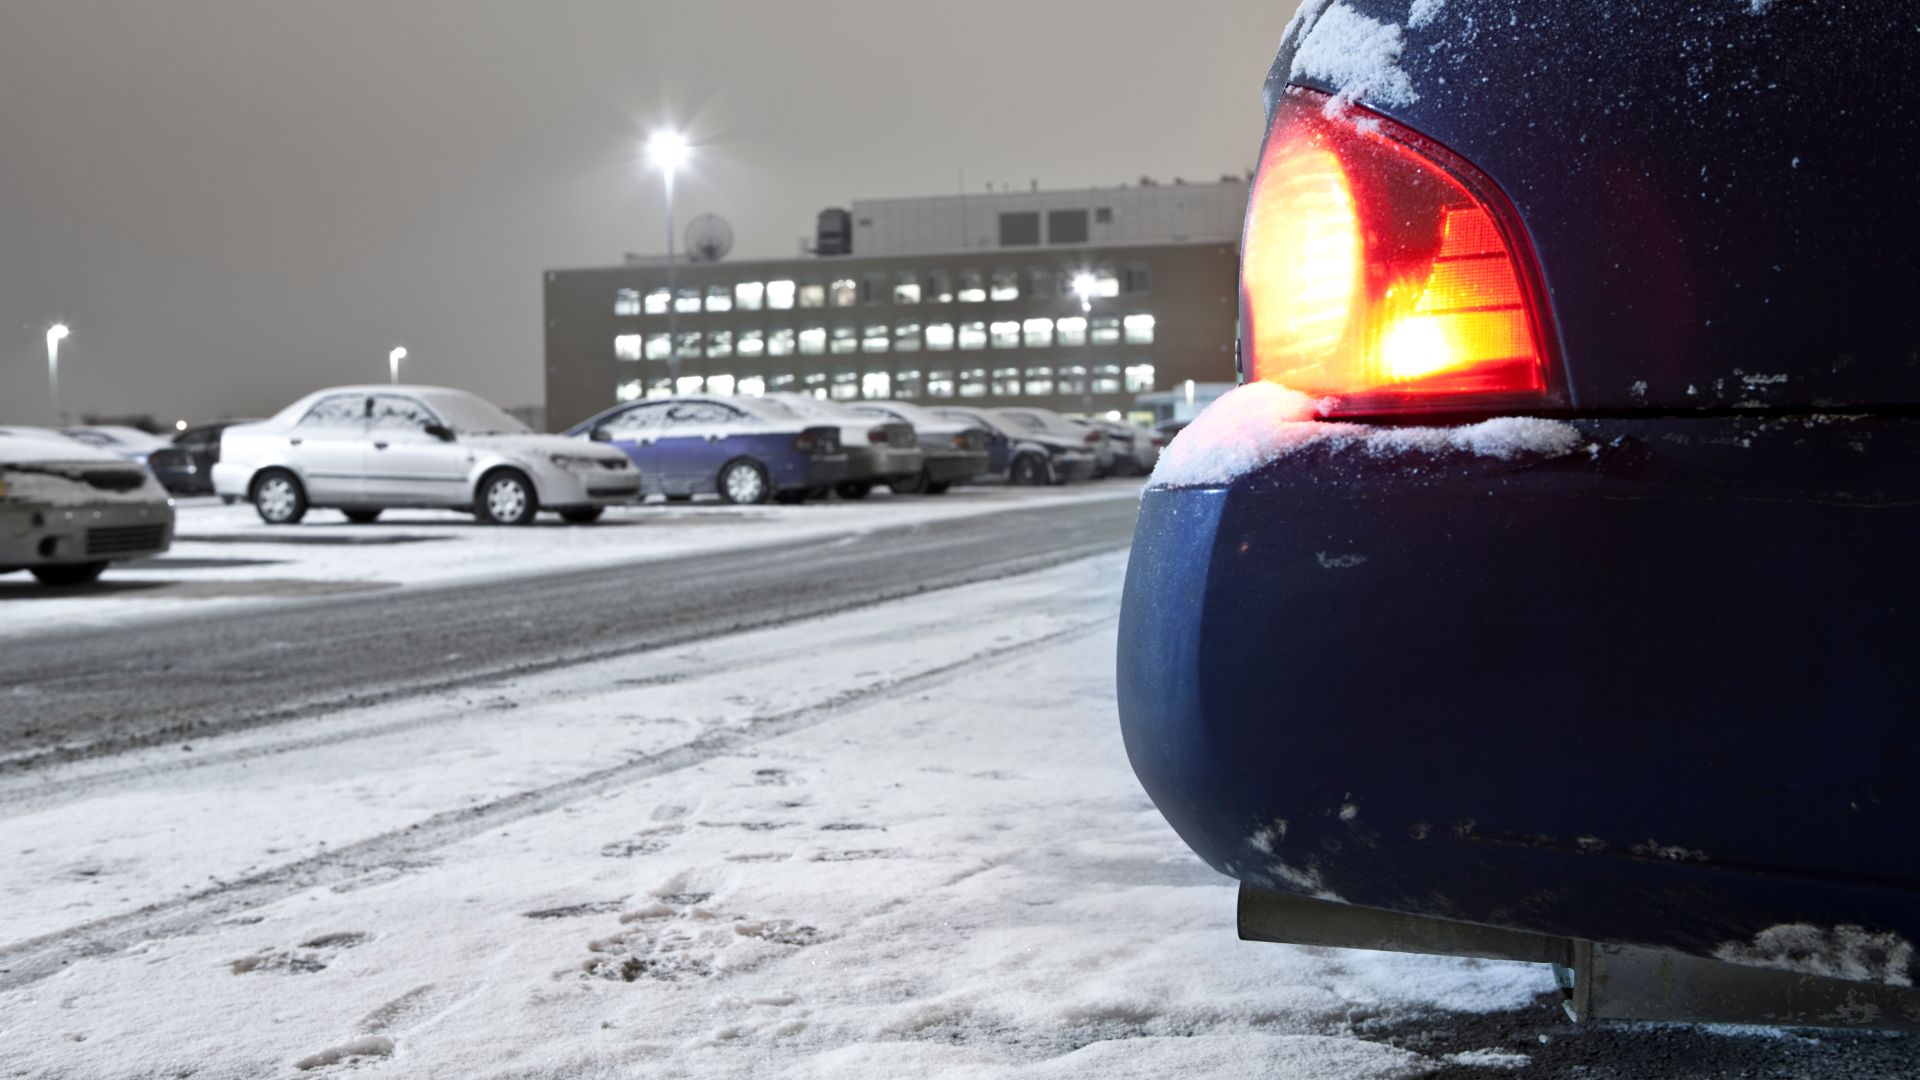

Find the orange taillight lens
[[1242, 89, 1555, 415]]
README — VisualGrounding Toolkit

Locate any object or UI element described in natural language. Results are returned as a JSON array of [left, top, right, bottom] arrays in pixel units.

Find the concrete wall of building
[[544, 243, 1238, 433], [849, 181, 1246, 258]]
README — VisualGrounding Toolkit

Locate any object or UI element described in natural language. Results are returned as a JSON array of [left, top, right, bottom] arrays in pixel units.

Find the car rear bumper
[[1118, 412, 1920, 981], [924, 450, 990, 484], [0, 500, 175, 567], [1050, 454, 1098, 483], [844, 447, 925, 482]]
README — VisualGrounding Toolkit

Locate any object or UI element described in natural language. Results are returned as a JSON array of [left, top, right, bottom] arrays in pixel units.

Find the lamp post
[[1072, 274, 1098, 416], [45, 324, 70, 425], [389, 346, 408, 385], [647, 129, 691, 390]]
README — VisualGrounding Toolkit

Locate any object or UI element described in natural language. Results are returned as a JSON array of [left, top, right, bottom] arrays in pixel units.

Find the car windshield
[[420, 391, 531, 435]]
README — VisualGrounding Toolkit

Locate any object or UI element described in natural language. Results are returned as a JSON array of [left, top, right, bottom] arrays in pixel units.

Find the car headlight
[[548, 454, 595, 470]]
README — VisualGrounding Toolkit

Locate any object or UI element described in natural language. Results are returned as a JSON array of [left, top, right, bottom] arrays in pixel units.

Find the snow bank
[[1290, 2, 1419, 109], [1714, 924, 1916, 988], [1148, 381, 1584, 489]]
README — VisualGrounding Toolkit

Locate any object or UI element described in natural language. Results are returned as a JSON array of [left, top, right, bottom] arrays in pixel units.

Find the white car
[[213, 385, 640, 525], [0, 433, 174, 586]]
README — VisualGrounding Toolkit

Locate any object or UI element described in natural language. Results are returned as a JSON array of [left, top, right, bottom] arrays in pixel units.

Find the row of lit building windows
[[610, 264, 1149, 317], [614, 314, 1155, 362], [614, 363, 1157, 404]]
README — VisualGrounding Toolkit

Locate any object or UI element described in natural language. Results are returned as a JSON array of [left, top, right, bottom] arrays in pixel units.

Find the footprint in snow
[[229, 931, 371, 976]]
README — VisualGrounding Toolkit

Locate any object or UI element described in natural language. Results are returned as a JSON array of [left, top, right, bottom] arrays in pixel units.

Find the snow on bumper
[[0, 500, 174, 567]]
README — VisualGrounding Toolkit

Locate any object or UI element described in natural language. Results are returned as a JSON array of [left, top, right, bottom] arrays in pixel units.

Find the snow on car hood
[[1148, 381, 1584, 489], [0, 434, 130, 467]]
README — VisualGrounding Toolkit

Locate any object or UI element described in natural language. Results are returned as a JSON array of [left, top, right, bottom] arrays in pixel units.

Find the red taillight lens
[[867, 427, 888, 445], [1242, 88, 1554, 416], [1084, 432, 1102, 445]]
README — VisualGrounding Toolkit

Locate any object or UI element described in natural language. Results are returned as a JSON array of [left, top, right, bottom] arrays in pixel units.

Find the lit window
[[925, 270, 954, 304], [709, 329, 735, 358], [894, 273, 921, 305], [895, 322, 921, 352], [645, 288, 671, 315], [798, 327, 827, 355], [677, 375, 705, 395], [990, 269, 1020, 302], [616, 379, 643, 402], [615, 334, 642, 361], [799, 283, 827, 308], [927, 369, 956, 397], [958, 321, 988, 350], [1023, 318, 1054, 348], [1058, 364, 1088, 394], [708, 373, 738, 396], [804, 371, 828, 397], [738, 329, 765, 357], [862, 272, 887, 304], [1025, 366, 1056, 395], [1092, 316, 1121, 345], [677, 331, 703, 357], [925, 322, 955, 351], [676, 288, 702, 314], [645, 333, 672, 361], [1056, 316, 1088, 347], [705, 286, 733, 313], [1095, 270, 1121, 298], [990, 321, 1021, 349], [615, 288, 642, 316], [767, 281, 797, 310], [1125, 363, 1157, 392], [957, 270, 986, 303], [863, 324, 890, 353], [737, 375, 766, 396], [1124, 314, 1157, 345], [735, 282, 765, 311], [647, 377, 674, 399], [770, 327, 797, 357], [959, 368, 989, 398], [830, 323, 858, 354], [830, 279, 858, 307], [1093, 363, 1122, 394], [862, 371, 892, 399], [895, 369, 924, 398], [991, 367, 1022, 396], [771, 372, 798, 392]]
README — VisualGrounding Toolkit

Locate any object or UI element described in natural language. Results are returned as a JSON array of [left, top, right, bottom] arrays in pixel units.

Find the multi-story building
[[543, 180, 1245, 432]]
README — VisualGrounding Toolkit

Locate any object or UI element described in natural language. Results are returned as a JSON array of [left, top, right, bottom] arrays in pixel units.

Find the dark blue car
[[568, 396, 847, 504], [1119, 0, 1920, 1019]]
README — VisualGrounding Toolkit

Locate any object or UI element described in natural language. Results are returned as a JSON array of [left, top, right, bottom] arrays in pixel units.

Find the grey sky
[[0, 0, 1297, 426]]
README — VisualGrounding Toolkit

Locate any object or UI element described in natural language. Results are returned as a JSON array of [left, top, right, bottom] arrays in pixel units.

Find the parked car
[[1075, 418, 1158, 476], [214, 385, 638, 525], [1150, 420, 1188, 451], [935, 407, 1098, 486], [60, 425, 169, 466], [568, 395, 848, 504], [760, 394, 924, 500], [847, 401, 990, 494], [147, 420, 256, 496], [1118, 0, 1920, 1004], [0, 433, 173, 586]]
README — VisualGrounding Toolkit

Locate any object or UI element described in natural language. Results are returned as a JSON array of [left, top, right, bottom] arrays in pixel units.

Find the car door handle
[[289, 438, 303, 446], [373, 442, 390, 450]]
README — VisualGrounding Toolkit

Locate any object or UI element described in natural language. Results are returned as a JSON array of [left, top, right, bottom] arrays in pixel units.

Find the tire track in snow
[[0, 614, 1115, 992]]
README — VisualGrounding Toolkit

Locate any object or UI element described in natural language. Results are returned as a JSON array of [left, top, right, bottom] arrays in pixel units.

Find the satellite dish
[[685, 215, 735, 263]]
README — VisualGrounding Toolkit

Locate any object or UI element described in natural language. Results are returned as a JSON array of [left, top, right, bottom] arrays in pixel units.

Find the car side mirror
[[424, 423, 456, 442], [589, 427, 614, 443]]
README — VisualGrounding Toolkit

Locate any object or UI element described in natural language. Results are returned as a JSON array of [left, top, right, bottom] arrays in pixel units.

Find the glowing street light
[[389, 346, 408, 385], [45, 324, 70, 424], [647, 128, 693, 384]]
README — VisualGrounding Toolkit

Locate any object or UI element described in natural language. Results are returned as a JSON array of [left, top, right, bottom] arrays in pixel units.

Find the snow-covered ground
[[0, 483, 1141, 638], [0, 552, 1554, 1079]]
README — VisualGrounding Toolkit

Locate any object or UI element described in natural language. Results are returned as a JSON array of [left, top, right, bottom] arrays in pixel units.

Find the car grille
[[81, 469, 147, 492], [87, 524, 167, 556]]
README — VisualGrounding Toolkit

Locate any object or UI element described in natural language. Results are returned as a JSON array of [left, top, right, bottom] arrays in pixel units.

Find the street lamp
[[1072, 274, 1099, 415], [389, 346, 408, 385], [647, 128, 692, 387], [45, 324, 70, 424]]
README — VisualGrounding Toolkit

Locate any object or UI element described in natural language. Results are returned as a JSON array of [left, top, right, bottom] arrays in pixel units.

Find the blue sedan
[[569, 397, 848, 504]]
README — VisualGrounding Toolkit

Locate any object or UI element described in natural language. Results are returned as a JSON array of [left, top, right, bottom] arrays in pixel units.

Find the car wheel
[[924, 481, 952, 495], [717, 459, 771, 505], [835, 481, 873, 500], [888, 469, 930, 496], [343, 509, 382, 524], [476, 469, 538, 526], [251, 469, 308, 525], [560, 507, 605, 524], [31, 562, 108, 587], [1009, 453, 1049, 487]]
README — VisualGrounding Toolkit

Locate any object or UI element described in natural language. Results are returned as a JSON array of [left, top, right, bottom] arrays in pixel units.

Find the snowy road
[[3, 501, 1915, 1077]]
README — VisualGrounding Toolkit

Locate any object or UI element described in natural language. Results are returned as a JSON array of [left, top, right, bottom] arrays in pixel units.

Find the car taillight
[[1242, 88, 1555, 416], [795, 427, 839, 454], [867, 427, 888, 445], [1084, 432, 1102, 445]]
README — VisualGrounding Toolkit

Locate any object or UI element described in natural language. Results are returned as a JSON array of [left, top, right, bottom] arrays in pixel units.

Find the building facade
[[544, 181, 1244, 432]]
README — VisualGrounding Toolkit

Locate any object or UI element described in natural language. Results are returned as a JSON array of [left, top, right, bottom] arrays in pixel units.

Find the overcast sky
[[0, 0, 1297, 427]]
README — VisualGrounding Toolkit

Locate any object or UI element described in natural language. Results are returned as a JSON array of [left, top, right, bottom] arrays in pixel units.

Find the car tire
[[924, 481, 952, 495], [476, 469, 539, 526], [717, 459, 771, 505], [31, 562, 108, 587], [343, 509, 382, 524], [888, 469, 930, 496], [835, 481, 873, 500], [560, 507, 605, 524], [251, 469, 308, 525], [1009, 453, 1049, 487]]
